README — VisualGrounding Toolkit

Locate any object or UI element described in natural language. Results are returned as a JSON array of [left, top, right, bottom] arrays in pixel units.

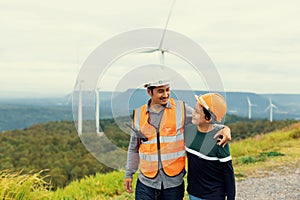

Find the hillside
[[0, 120, 126, 189], [0, 118, 297, 189], [1, 122, 299, 199]]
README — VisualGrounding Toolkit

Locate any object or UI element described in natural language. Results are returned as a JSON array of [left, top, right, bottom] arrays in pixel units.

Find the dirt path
[[236, 168, 300, 200]]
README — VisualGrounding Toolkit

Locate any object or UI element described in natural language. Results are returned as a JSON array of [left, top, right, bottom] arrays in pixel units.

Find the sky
[[1, 0, 300, 98]]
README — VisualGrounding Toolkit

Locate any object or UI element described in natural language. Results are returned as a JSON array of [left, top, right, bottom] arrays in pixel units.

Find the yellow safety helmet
[[195, 93, 227, 122]]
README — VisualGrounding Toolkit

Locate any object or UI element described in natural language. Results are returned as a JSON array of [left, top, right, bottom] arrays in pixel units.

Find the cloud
[[0, 0, 300, 97]]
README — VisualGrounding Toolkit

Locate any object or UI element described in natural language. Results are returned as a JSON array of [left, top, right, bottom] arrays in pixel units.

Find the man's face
[[192, 103, 205, 125], [148, 85, 170, 105]]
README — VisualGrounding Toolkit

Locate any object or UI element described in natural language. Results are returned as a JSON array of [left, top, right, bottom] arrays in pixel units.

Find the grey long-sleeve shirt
[[125, 100, 193, 189]]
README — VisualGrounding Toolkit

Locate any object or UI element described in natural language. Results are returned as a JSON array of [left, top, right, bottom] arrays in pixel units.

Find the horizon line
[[1, 89, 300, 99]]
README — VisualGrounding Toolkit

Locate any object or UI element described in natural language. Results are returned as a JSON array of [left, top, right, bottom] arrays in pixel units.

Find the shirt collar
[[146, 99, 172, 113]]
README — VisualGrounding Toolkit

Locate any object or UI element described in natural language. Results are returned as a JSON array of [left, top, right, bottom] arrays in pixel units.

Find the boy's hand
[[214, 126, 231, 147], [124, 178, 133, 193]]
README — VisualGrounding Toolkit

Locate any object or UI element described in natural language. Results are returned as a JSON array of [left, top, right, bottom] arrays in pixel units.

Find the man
[[124, 80, 231, 200]]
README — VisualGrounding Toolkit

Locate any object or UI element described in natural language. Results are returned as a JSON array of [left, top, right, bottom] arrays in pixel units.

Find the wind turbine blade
[[264, 105, 270, 112], [137, 49, 160, 54], [158, 0, 177, 49], [247, 96, 251, 105], [135, 0, 176, 62], [268, 96, 277, 109]]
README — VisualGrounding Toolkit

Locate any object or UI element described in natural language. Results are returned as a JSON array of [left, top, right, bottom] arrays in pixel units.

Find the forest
[[0, 115, 296, 189]]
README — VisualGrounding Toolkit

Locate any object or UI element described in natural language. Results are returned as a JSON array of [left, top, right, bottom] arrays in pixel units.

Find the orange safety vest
[[133, 98, 186, 178]]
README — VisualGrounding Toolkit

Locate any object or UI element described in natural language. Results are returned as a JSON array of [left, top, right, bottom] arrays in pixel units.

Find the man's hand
[[124, 178, 133, 193], [214, 126, 231, 147]]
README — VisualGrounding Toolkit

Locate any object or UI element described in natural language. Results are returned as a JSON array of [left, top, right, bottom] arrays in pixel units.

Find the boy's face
[[148, 85, 170, 105], [192, 103, 206, 125]]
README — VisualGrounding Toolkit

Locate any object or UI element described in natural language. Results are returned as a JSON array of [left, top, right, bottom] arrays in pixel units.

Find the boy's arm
[[222, 160, 236, 200], [219, 145, 236, 200]]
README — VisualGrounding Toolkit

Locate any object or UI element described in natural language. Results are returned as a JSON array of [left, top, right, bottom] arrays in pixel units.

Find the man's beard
[[160, 97, 168, 107]]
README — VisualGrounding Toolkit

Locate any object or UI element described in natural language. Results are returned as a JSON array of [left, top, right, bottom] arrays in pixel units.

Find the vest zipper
[[147, 115, 162, 169], [157, 130, 162, 169]]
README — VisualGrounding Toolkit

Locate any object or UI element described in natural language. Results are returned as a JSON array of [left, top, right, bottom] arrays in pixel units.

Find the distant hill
[[0, 104, 73, 131], [99, 89, 300, 120], [0, 90, 300, 131]]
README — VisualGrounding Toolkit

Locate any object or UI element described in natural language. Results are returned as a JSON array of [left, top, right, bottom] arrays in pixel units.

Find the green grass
[[1, 123, 299, 199], [235, 151, 285, 165], [231, 123, 300, 179], [0, 170, 52, 200], [51, 171, 137, 200]]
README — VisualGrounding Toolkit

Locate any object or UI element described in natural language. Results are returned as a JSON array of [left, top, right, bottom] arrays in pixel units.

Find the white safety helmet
[[144, 79, 170, 88]]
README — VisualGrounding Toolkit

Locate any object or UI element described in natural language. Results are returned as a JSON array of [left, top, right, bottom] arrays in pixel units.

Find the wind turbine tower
[[247, 96, 255, 119], [265, 97, 277, 122], [77, 82, 82, 135], [95, 87, 104, 137]]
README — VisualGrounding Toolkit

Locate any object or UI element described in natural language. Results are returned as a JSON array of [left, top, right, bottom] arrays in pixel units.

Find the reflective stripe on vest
[[134, 98, 186, 178]]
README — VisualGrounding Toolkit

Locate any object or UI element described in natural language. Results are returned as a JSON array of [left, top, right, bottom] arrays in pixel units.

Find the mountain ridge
[[1, 90, 300, 131]]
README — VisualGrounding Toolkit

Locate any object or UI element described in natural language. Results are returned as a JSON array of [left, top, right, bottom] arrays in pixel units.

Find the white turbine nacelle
[[265, 97, 277, 122], [137, 48, 168, 65], [247, 96, 256, 119]]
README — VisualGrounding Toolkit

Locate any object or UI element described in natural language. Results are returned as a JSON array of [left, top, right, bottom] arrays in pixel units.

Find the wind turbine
[[94, 0, 176, 136], [265, 97, 277, 122], [95, 88, 100, 133], [247, 96, 256, 119], [95, 87, 104, 137], [73, 50, 83, 135], [76, 80, 83, 135], [136, 0, 176, 65]]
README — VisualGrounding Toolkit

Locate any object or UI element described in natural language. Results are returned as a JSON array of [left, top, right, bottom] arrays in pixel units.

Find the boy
[[184, 93, 236, 200]]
